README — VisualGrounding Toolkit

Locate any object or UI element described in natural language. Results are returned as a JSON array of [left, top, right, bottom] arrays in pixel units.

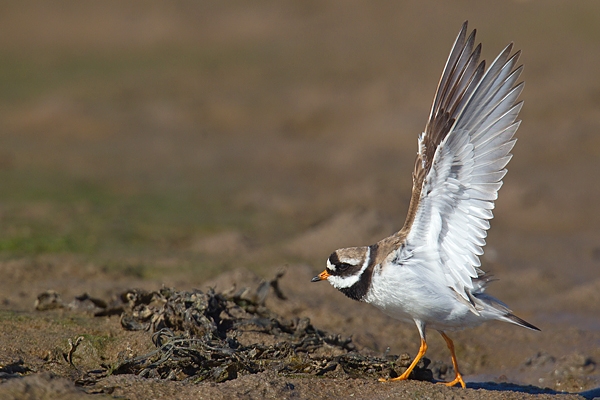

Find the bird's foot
[[436, 373, 466, 388]]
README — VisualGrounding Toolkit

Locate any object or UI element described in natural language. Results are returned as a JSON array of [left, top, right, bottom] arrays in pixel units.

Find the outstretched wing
[[399, 22, 523, 300]]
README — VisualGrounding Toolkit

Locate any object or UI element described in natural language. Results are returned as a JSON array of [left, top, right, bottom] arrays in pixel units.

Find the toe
[[436, 375, 466, 388]]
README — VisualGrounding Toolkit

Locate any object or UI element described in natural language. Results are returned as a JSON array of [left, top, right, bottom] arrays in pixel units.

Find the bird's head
[[311, 246, 373, 300]]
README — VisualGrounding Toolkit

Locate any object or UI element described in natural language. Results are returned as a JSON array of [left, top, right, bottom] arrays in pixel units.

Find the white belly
[[363, 264, 483, 331]]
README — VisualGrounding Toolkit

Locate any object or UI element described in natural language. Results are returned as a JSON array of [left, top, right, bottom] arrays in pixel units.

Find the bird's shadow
[[466, 381, 600, 399]]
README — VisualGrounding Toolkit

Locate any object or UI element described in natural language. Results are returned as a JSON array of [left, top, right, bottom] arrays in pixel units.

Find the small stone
[[396, 353, 412, 368], [34, 290, 64, 311]]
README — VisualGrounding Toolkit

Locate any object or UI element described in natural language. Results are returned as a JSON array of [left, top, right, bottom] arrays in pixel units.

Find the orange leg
[[379, 337, 428, 382], [437, 331, 466, 388]]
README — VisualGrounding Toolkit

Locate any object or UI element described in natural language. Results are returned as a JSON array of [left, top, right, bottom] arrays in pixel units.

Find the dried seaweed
[[38, 273, 434, 383]]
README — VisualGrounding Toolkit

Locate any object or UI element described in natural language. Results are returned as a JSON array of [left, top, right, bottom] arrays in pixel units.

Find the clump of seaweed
[[38, 272, 434, 383]]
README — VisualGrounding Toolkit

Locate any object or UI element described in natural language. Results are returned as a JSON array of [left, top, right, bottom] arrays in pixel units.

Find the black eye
[[338, 263, 352, 272]]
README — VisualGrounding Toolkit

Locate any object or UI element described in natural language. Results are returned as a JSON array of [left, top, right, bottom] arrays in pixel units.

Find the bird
[[311, 21, 539, 388]]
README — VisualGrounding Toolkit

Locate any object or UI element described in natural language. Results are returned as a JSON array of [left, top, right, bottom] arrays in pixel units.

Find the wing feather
[[397, 22, 523, 300]]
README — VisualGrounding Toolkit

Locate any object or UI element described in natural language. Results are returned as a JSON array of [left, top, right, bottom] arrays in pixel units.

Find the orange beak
[[311, 270, 330, 282]]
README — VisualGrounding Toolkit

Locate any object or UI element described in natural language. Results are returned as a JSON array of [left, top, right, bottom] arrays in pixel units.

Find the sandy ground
[[1, 1, 600, 399]]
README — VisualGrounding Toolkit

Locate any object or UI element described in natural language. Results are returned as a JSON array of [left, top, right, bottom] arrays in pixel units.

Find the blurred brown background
[[0, 0, 599, 392]]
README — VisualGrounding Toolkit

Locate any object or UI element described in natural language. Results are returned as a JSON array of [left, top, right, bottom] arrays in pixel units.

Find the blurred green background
[[1, 1, 600, 286]]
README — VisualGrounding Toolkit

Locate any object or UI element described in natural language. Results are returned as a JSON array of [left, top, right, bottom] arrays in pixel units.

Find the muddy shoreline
[[1, 267, 597, 399]]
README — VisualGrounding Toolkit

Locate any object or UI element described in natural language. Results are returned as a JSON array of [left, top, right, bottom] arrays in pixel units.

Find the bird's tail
[[474, 292, 540, 331], [501, 312, 540, 331]]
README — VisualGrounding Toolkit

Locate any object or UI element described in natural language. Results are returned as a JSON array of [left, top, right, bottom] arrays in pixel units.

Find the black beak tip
[[311, 275, 321, 283]]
